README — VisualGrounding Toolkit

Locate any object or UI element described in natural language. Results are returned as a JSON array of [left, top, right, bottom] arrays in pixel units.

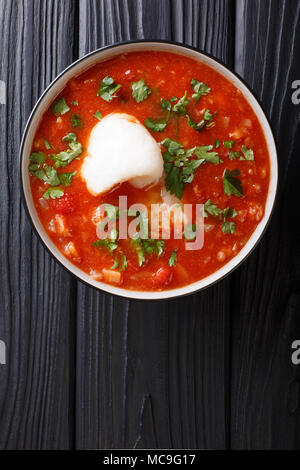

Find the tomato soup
[[29, 51, 270, 291]]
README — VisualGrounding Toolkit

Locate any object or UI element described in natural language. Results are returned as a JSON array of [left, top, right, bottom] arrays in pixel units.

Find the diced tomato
[[152, 266, 173, 288], [51, 193, 75, 214]]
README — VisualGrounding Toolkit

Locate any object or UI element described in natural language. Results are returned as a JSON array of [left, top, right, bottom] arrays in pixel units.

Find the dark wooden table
[[0, 0, 300, 450]]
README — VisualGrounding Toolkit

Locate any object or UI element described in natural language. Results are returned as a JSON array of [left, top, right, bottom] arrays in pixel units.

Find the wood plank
[[231, 0, 300, 449], [76, 0, 234, 449], [0, 0, 77, 449]]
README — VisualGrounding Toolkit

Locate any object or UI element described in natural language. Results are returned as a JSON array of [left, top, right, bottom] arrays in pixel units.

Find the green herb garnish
[[223, 169, 243, 197], [93, 110, 102, 121], [168, 249, 177, 267], [42, 187, 64, 200], [97, 76, 121, 102], [223, 140, 235, 149], [58, 171, 76, 187], [203, 200, 237, 234], [172, 91, 189, 115], [70, 114, 82, 128], [51, 98, 70, 116], [51, 135, 82, 168], [190, 79, 210, 102], [131, 79, 151, 103], [241, 145, 254, 161]]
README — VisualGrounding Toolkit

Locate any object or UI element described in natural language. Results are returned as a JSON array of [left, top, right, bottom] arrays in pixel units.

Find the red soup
[[29, 51, 270, 291]]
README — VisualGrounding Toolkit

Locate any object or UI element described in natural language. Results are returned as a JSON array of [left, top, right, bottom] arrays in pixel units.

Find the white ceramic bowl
[[20, 41, 278, 300]]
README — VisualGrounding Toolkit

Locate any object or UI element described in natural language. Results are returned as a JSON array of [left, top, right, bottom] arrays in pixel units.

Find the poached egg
[[81, 113, 164, 196]]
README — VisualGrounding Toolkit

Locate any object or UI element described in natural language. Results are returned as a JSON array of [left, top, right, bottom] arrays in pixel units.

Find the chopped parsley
[[223, 140, 235, 149], [30, 152, 46, 165], [92, 238, 118, 254], [70, 114, 82, 128], [183, 224, 197, 241], [241, 145, 254, 160], [229, 151, 240, 160], [93, 110, 102, 120], [97, 76, 121, 102], [51, 134, 82, 168], [203, 200, 237, 234], [51, 98, 70, 116], [42, 187, 64, 200], [45, 139, 52, 150], [119, 254, 128, 271], [131, 79, 151, 103], [145, 118, 168, 132], [162, 138, 220, 199], [190, 79, 210, 102], [145, 98, 171, 132], [203, 200, 223, 218], [58, 171, 76, 187], [193, 145, 220, 164], [172, 91, 189, 115], [214, 138, 220, 148], [168, 249, 177, 267], [223, 169, 243, 197], [131, 238, 165, 267], [62, 132, 77, 143], [187, 108, 217, 131], [71, 100, 78, 106]]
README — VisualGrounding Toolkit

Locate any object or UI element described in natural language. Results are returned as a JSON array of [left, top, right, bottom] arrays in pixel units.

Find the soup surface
[[29, 51, 270, 291]]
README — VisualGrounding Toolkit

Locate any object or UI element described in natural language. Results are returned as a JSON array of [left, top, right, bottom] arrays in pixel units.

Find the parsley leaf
[[45, 139, 52, 150], [222, 221, 236, 234], [51, 98, 70, 116], [119, 254, 128, 271], [58, 171, 76, 187], [203, 200, 223, 218], [223, 140, 235, 149], [145, 99, 171, 132], [172, 91, 189, 115], [241, 145, 254, 161], [193, 145, 220, 164], [190, 79, 210, 102], [43, 164, 60, 186], [187, 108, 217, 131], [97, 76, 121, 102], [145, 118, 167, 132], [203, 199, 237, 234], [162, 139, 220, 198], [30, 152, 46, 164], [160, 99, 171, 111], [161, 138, 184, 155], [223, 169, 243, 197], [52, 136, 82, 168], [62, 132, 77, 143], [92, 238, 118, 254], [29, 159, 60, 186], [111, 259, 119, 269], [42, 187, 64, 200], [70, 114, 82, 128], [131, 238, 165, 266], [215, 138, 220, 148], [93, 110, 102, 120], [229, 151, 240, 160], [168, 249, 177, 267], [71, 100, 78, 106], [183, 224, 197, 241], [131, 79, 151, 103]]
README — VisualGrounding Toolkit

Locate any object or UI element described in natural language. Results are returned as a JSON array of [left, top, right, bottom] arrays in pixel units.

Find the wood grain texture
[[76, 0, 234, 450], [0, 0, 77, 449], [231, 0, 300, 449], [1, 0, 300, 451]]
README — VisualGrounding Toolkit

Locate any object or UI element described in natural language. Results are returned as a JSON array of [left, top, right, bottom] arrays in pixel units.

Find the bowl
[[20, 40, 278, 300]]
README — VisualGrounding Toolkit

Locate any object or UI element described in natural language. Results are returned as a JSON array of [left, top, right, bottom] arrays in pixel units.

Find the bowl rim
[[20, 39, 278, 301]]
